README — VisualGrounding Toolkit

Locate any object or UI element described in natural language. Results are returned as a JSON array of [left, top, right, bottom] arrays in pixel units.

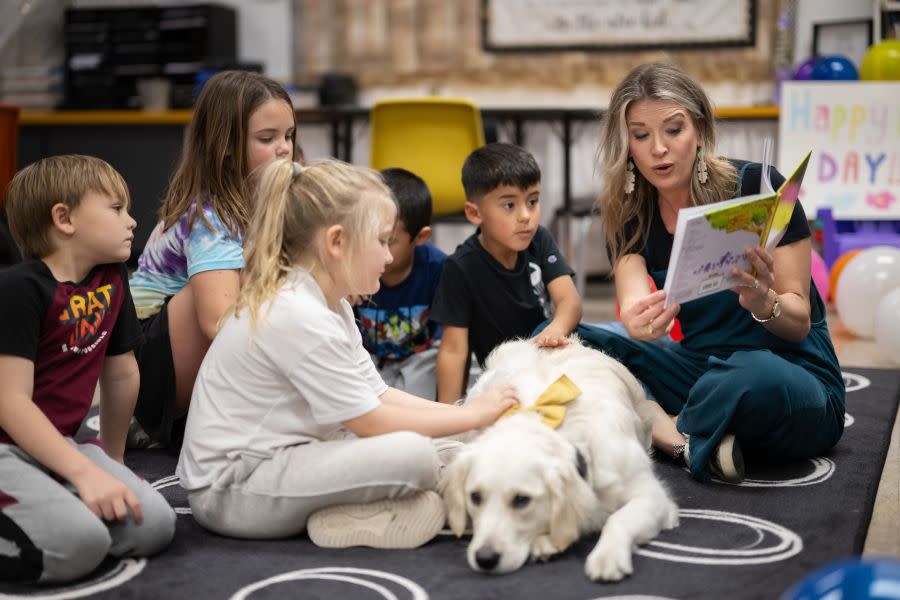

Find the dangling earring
[[624, 159, 635, 194], [696, 148, 708, 184]]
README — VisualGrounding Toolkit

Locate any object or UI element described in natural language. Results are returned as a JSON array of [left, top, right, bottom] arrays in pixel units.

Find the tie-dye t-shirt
[[130, 202, 243, 319]]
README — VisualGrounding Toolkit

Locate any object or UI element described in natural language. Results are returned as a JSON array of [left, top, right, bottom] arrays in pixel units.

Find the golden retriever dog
[[440, 337, 679, 581]]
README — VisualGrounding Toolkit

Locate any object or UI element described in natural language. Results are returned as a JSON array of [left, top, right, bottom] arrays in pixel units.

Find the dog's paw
[[584, 537, 633, 581], [529, 535, 560, 562], [663, 502, 680, 530]]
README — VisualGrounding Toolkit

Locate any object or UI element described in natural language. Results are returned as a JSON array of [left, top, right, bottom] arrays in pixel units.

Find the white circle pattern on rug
[[229, 567, 428, 600], [715, 457, 836, 488], [151, 475, 191, 515], [0, 558, 145, 600], [589, 596, 677, 600], [844, 412, 855, 427], [85, 415, 99, 432], [687, 456, 836, 487], [842, 372, 871, 393], [634, 509, 802, 565]]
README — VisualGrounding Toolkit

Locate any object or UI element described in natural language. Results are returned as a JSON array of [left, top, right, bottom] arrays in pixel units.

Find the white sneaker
[[682, 433, 745, 484], [710, 434, 744, 484], [306, 490, 446, 549]]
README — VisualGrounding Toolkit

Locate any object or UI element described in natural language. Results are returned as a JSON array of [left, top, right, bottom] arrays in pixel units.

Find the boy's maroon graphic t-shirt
[[0, 260, 142, 443]]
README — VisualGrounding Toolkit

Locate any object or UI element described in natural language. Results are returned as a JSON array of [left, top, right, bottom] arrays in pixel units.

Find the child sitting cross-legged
[[176, 159, 518, 547], [0, 155, 175, 583], [431, 142, 583, 404], [354, 168, 446, 400]]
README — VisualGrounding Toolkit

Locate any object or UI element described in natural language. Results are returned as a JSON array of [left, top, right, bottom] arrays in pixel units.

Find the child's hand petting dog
[[533, 326, 571, 348], [464, 384, 519, 428]]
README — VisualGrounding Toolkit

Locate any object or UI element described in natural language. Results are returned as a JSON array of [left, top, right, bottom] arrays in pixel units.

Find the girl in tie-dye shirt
[[129, 71, 298, 448]]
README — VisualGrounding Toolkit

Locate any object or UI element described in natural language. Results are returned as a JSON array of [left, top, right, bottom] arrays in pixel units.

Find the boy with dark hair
[[0, 155, 175, 583], [355, 168, 447, 399], [431, 143, 583, 403]]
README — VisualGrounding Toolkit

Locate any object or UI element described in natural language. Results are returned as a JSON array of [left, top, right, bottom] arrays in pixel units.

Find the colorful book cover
[[662, 149, 812, 307]]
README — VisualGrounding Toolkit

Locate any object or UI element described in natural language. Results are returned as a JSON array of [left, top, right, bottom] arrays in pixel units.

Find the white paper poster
[[778, 82, 900, 219]]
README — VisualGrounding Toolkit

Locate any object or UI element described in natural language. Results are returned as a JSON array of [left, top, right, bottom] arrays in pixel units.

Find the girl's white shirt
[[176, 268, 386, 491]]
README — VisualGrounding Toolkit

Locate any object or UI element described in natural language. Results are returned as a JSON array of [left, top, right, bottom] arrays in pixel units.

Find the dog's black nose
[[475, 547, 501, 571]]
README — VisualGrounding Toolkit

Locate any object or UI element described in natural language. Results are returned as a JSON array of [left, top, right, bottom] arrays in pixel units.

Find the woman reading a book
[[580, 62, 844, 483]]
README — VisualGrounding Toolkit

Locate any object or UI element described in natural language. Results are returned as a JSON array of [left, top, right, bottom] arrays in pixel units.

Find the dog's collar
[[500, 374, 581, 429], [575, 447, 588, 480]]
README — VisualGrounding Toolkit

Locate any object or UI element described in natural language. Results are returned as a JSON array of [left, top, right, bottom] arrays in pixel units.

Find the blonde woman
[[580, 63, 844, 483], [176, 159, 518, 547]]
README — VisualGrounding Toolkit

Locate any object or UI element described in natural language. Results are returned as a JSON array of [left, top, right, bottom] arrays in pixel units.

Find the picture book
[[662, 147, 812, 307]]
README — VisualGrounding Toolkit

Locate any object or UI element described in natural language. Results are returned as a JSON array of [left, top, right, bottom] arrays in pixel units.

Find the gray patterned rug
[[2, 368, 897, 600]]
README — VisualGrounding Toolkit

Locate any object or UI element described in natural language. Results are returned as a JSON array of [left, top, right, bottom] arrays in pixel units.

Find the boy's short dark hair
[[380, 168, 432, 238], [461, 143, 541, 202], [6, 155, 130, 259]]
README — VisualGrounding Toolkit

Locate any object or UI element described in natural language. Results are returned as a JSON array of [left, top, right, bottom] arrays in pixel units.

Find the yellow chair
[[370, 97, 485, 218]]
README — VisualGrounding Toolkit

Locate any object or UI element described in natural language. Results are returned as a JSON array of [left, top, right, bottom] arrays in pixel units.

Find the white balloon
[[834, 245, 900, 338], [874, 288, 900, 365]]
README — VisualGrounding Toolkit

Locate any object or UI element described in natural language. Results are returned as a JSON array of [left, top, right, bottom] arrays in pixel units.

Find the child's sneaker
[[306, 490, 445, 549], [125, 417, 156, 449], [682, 433, 745, 484]]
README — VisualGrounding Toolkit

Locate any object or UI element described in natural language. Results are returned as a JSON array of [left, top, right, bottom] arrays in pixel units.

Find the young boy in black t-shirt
[[0, 155, 175, 583], [431, 143, 583, 403]]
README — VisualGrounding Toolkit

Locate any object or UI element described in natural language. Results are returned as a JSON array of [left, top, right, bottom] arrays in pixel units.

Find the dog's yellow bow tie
[[501, 374, 581, 429]]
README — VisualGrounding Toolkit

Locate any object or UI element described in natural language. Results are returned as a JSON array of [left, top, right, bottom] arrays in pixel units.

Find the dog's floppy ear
[[439, 449, 472, 536], [546, 456, 583, 551]]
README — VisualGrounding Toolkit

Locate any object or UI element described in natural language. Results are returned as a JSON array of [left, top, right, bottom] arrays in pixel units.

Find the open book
[[662, 145, 812, 307]]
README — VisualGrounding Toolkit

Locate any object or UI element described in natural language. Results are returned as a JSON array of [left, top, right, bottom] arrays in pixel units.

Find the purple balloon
[[810, 55, 859, 81], [794, 57, 817, 80]]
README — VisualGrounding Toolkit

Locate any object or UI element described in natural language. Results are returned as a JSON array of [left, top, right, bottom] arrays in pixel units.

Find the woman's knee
[[702, 352, 798, 402]]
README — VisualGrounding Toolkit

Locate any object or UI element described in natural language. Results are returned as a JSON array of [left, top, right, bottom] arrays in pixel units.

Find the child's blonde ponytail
[[233, 158, 395, 332], [233, 160, 296, 330]]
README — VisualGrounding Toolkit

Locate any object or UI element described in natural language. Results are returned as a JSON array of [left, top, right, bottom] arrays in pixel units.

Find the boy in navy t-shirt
[[0, 155, 175, 583], [355, 168, 446, 400]]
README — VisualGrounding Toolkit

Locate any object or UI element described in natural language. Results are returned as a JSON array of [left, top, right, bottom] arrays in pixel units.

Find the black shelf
[[63, 4, 237, 110]]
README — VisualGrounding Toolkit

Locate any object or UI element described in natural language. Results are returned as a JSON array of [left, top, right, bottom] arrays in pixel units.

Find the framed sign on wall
[[779, 81, 900, 219], [482, 0, 757, 52], [812, 19, 873, 67]]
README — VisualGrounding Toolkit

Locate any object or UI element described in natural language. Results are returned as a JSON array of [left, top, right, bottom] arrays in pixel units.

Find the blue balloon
[[810, 55, 859, 80], [782, 557, 900, 600]]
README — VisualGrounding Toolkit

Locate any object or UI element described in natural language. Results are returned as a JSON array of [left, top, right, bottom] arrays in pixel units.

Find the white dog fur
[[440, 336, 679, 581]]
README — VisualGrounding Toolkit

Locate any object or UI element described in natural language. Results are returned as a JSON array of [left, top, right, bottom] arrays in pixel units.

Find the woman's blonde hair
[[159, 70, 296, 236], [234, 158, 395, 330], [597, 62, 737, 265]]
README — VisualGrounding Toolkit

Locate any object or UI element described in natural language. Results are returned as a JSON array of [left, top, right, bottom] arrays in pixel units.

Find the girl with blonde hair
[[176, 158, 518, 546], [582, 62, 843, 483], [129, 70, 297, 448]]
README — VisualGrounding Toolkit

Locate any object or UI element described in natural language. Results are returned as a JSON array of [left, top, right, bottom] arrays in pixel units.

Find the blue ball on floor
[[782, 557, 900, 599]]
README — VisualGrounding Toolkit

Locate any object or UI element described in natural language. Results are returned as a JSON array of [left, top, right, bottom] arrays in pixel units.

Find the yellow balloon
[[860, 40, 900, 81]]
